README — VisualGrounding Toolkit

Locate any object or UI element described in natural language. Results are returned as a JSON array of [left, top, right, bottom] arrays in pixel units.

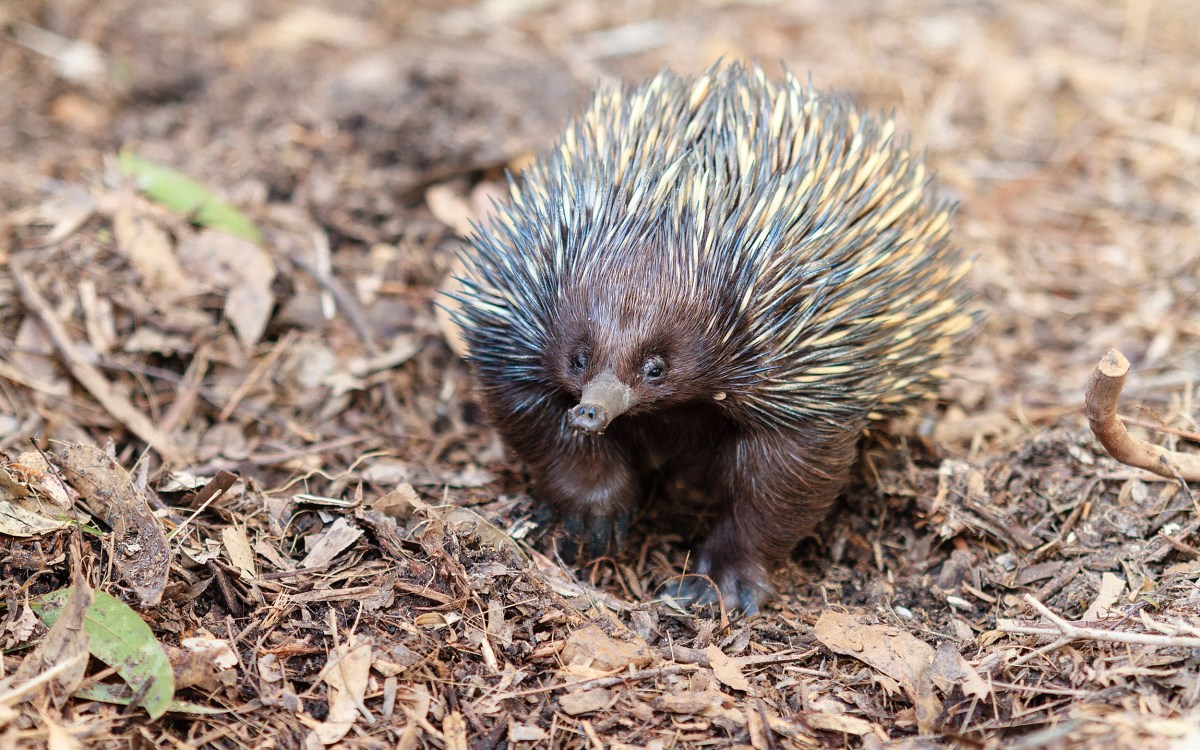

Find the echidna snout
[[568, 402, 608, 433], [567, 372, 635, 434]]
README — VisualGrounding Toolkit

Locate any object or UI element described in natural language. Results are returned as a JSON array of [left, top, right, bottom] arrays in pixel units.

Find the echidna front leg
[[523, 432, 641, 562], [679, 426, 861, 613]]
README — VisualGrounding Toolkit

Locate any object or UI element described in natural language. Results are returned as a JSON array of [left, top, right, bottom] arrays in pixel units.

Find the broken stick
[[1084, 348, 1199, 481]]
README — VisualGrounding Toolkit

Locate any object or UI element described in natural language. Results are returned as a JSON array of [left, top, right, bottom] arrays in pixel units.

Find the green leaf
[[73, 682, 228, 716], [33, 589, 176, 720], [118, 149, 262, 243]]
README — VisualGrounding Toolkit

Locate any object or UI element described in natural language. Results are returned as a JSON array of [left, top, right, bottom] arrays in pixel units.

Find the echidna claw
[[556, 506, 631, 564], [672, 570, 766, 616]]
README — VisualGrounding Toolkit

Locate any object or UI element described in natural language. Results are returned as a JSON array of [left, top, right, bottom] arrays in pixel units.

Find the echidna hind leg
[[676, 523, 774, 613], [678, 426, 861, 613]]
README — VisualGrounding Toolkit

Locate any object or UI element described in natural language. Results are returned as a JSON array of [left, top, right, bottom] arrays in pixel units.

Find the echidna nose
[[569, 402, 609, 433], [567, 372, 636, 435]]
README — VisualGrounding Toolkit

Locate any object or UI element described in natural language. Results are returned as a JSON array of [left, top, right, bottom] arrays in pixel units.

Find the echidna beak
[[567, 372, 635, 434]]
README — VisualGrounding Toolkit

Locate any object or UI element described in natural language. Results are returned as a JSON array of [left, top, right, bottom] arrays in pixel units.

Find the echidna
[[452, 62, 975, 612]]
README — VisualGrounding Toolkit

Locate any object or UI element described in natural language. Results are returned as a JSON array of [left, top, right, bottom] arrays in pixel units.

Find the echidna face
[[555, 282, 718, 435]]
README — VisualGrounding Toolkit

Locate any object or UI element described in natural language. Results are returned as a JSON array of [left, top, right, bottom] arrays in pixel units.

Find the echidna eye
[[642, 356, 666, 381], [569, 351, 587, 372]]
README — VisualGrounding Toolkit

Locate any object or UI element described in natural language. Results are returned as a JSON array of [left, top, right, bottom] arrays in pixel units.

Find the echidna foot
[[556, 505, 631, 564], [673, 558, 771, 615]]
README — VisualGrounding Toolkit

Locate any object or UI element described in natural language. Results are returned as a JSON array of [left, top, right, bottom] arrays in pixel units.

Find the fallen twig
[[1084, 348, 1200, 481], [495, 663, 700, 699], [999, 593, 1200, 651]]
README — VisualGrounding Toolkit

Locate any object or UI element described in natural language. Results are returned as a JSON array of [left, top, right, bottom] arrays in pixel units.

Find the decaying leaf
[[299, 516, 364, 569], [12, 315, 68, 396], [442, 710, 468, 750], [112, 194, 191, 296], [806, 711, 874, 736], [15, 580, 92, 707], [308, 635, 372, 744], [559, 688, 616, 716], [166, 635, 238, 691], [51, 444, 171, 607], [177, 230, 276, 350], [1081, 572, 1127, 621], [561, 624, 652, 673], [705, 644, 751, 693], [220, 525, 257, 579], [814, 610, 942, 732]]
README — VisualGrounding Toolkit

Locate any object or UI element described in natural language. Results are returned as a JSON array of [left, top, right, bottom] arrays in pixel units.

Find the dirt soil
[[2, 1, 1200, 748]]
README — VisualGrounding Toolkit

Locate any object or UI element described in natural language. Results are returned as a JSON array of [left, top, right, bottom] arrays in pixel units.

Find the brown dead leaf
[[257, 653, 284, 683], [705, 644, 752, 693], [655, 687, 735, 716], [7, 605, 39, 643], [931, 641, 991, 701], [425, 183, 475, 237], [371, 483, 425, 521], [930, 641, 962, 694], [0, 499, 70, 538], [442, 711, 468, 750], [112, 195, 191, 296], [12, 315, 69, 396], [805, 711, 875, 736], [559, 688, 616, 716], [220, 525, 256, 579], [166, 635, 238, 691], [395, 686, 439, 737], [311, 635, 372, 744], [1081, 572, 1126, 621], [299, 517, 363, 569], [508, 721, 549, 741], [177, 229, 276, 350], [561, 624, 652, 672], [14, 577, 92, 706], [0, 457, 75, 537], [35, 184, 96, 245], [814, 611, 941, 732], [444, 506, 526, 561], [224, 275, 274, 350], [45, 719, 83, 750], [53, 444, 170, 607], [960, 658, 991, 700], [5, 452, 73, 509]]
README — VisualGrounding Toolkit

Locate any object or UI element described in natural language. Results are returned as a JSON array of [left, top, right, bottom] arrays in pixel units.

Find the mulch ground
[[2, 1, 1199, 748]]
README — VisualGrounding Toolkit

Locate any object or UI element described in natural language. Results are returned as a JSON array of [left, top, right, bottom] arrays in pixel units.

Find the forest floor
[[2, 1, 1199, 748]]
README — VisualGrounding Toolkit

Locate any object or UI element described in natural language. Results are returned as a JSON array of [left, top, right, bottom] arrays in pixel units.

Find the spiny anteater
[[451, 61, 975, 612]]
